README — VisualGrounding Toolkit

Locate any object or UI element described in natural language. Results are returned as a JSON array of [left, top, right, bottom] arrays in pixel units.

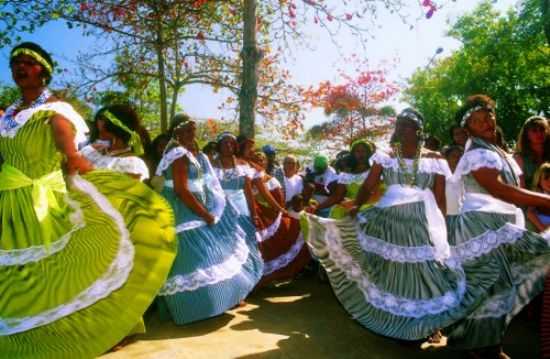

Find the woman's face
[[175, 122, 197, 144], [283, 157, 298, 177], [446, 149, 463, 172], [95, 118, 112, 141], [452, 127, 468, 146], [526, 123, 547, 148], [395, 118, 419, 144], [540, 174, 550, 193], [466, 109, 496, 142], [11, 54, 45, 89], [241, 140, 255, 158], [352, 144, 369, 163], [252, 152, 267, 170], [219, 137, 237, 156]]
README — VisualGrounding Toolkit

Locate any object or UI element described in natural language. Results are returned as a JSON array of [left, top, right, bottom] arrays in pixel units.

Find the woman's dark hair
[[515, 116, 550, 161], [455, 94, 496, 128], [11, 42, 54, 85], [202, 141, 218, 154], [168, 113, 191, 137], [148, 133, 171, 165], [443, 144, 464, 158], [236, 134, 254, 157], [95, 104, 151, 151]]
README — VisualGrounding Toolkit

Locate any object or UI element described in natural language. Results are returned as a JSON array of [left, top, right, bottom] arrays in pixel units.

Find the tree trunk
[[239, 0, 261, 139], [170, 85, 180, 121], [543, 0, 550, 46], [155, 10, 168, 133]]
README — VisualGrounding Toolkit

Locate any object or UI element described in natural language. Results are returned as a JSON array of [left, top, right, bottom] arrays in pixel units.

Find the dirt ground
[[101, 276, 539, 359]]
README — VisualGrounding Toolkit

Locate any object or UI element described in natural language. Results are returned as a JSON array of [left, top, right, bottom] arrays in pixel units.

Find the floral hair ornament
[[11, 48, 53, 75], [173, 115, 195, 131], [102, 110, 144, 156], [460, 105, 494, 127], [216, 131, 237, 143]]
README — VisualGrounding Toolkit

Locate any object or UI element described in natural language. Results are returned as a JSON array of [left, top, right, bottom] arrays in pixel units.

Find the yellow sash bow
[[0, 164, 67, 245]]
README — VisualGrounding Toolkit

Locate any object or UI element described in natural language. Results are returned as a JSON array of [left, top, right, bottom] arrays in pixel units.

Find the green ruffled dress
[[304, 151, 490, 341], [445, 138, 550, 349], [0, 102, 176, 359]]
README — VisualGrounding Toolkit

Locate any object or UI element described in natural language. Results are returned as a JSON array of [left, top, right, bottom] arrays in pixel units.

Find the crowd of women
[[0, 42, 549, 359]]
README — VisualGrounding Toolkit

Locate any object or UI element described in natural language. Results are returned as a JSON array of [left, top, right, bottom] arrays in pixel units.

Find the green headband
[[102, 110, 144, 156], [350, 139, 373, 153], [11, 48, 53, 75]]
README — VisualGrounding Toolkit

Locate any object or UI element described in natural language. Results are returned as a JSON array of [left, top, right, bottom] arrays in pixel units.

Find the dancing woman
[[81, 105, 150, 181], [303, 109, 480, 345], [445, 95, 550, 358], [0, 42, 176, 359], [155, 119, 263, 324]]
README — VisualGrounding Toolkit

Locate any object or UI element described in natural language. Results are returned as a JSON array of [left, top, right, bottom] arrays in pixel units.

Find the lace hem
[[317, 218, 465, 318], [0, 175, 134, 335], [450, 223, 525, 263], [370, 151, 450, 177], [263, 235, 305, 276], [159, 228, 251, 295], [0, 194, 85, 266], [257, 212, 282, 242], [357, 228, 437, 263]]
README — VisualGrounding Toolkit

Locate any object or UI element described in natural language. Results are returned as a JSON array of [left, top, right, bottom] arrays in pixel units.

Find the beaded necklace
[[392, 142, 422, 186], [0, 89, 52, 134]]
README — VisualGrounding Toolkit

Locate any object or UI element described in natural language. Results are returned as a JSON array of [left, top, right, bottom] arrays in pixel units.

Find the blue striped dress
[[156, 146, 263, 324]]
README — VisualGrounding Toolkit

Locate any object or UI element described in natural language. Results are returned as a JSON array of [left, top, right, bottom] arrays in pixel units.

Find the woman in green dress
[[328, 139, 382, 219], [0, 42, 176, 359], [445, 95, 550, 358], [303, 108, 484, 345]]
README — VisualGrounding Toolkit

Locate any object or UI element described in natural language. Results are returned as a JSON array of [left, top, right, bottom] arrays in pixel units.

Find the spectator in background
[[202, 141, 218, 163], [425, 135, 442, 152], [450, 124, 468, 147], [514, 116, 550, 188]]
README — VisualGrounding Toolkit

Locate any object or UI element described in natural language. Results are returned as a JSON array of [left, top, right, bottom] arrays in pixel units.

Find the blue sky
[[0, 0, 518, 129]]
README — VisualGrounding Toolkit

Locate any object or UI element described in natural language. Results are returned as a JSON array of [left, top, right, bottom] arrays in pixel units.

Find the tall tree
[[404, 0, 550, 141]]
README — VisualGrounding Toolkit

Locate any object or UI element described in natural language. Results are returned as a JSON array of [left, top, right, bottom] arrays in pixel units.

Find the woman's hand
[[64, 154, 94, 175], [348, 205, 360, 218], [252, 214, 263, 228], [203, 212, 215, 225]]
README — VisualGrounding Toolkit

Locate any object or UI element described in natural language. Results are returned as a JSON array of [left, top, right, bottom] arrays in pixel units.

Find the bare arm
[[173, 157, 214, 224], [51, 115, 93, 175], [513, 154, 526, 188], [527, 207, 547, 232], [432, 174, 446, 216], [316, 183, 346, 210], [253, 177, 286, 213], [244, 176, 260, 226], [471, 167, 550, 209], [355, 163, 383, 207]]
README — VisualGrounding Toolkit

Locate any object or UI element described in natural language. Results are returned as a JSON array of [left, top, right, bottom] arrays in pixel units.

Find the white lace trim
[[81, 145, 149, 181], [0, 102, 89, 146], [257, 212, 282, 242], [263, 235, 305, 276], [266, 177, 281, 191], [450, 223, 525, 264], [357, 228, 437, 263], [338, 171, 369, 185], [453, 149, 503, 179], [0, 176, 134, 335], [317, 217, 465, 318], [158, 227, 251, 295], [0, 194, 85, 266], [213, 164, 255, 181], [370, 151, 450, 177], [156, 146, 199, 176]]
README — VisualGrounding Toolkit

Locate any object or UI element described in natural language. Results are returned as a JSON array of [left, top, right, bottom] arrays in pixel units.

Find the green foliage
[[404, 0, 550, 143], [0, 84, 19, 108]]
